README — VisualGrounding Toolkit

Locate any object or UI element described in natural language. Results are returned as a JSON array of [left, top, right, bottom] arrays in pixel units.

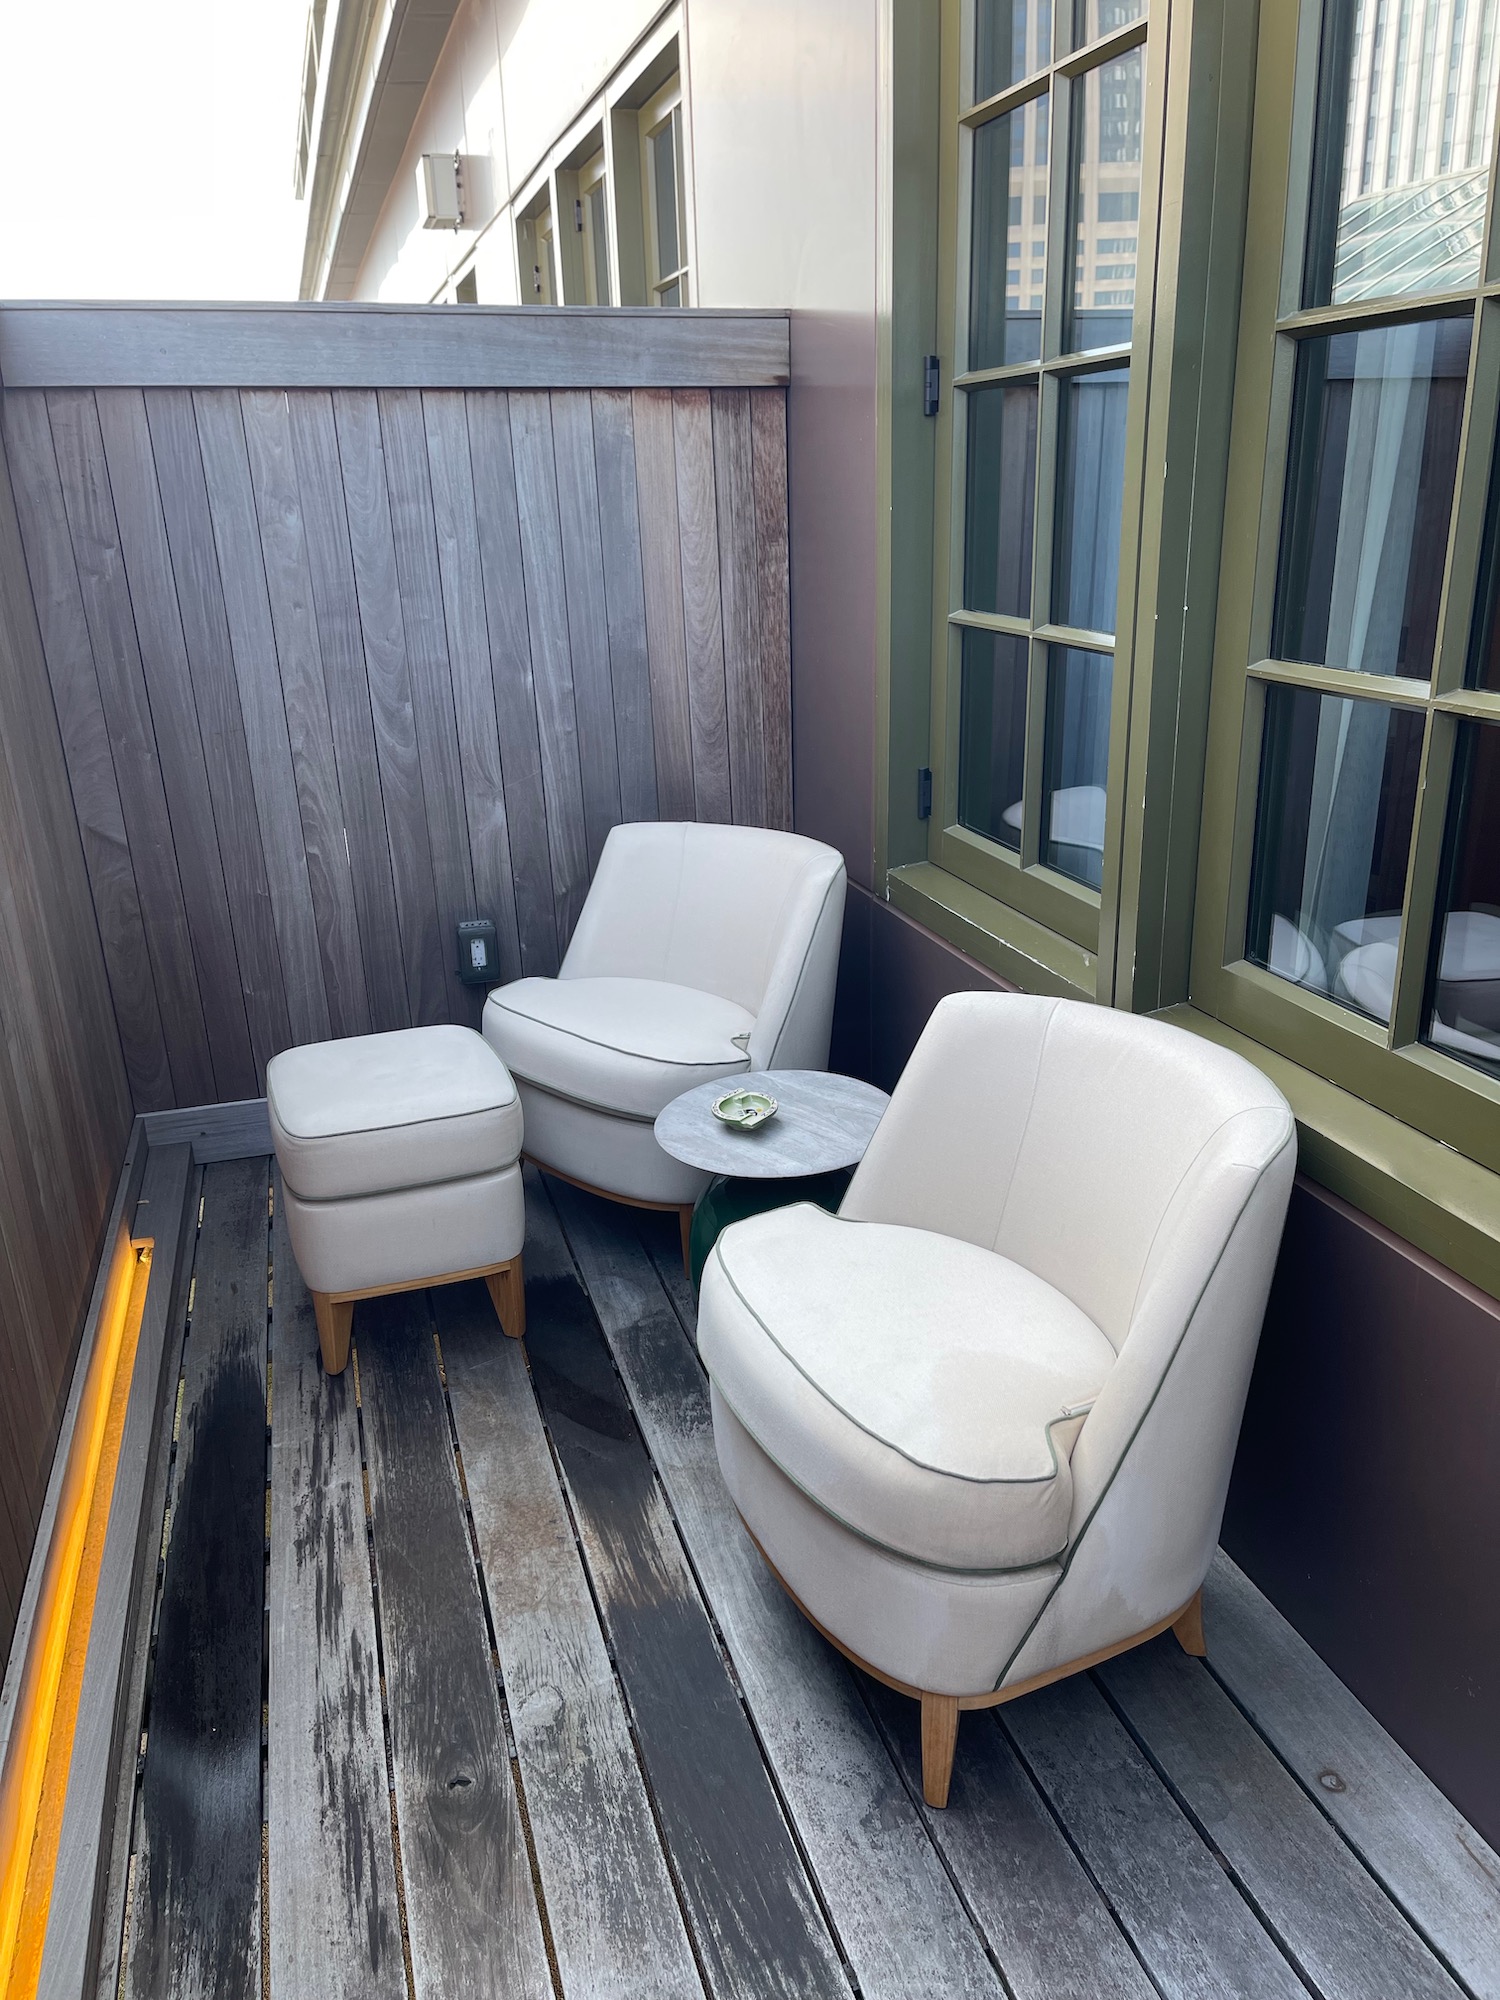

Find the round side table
[[654, 1069, 890, 1286]]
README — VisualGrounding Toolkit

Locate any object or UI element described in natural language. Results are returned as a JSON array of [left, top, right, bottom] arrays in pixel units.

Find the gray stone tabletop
[[654, 1069, 890, 1180]]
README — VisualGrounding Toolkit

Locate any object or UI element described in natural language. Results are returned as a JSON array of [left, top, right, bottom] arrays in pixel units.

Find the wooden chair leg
[[312, 1292, 354, 1376], [1173, 1588, 1207, 1658], [920, 1692, 960, 1809], [485, 1256, 526, 1340], [678, 1205, 694, 1277]]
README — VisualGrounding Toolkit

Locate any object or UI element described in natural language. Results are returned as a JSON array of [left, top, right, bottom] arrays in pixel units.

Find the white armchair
[[697, 992, 1295, 1806], [482, 821, 846, 1253]]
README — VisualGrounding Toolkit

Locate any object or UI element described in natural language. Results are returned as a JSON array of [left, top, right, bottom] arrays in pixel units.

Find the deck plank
[[1204, 1552, 1500, 1998], [266, 1174, 404, 2000], [862, 1679, 1155, 2000], [1100, 1635, 1463, 1999], [123, 1156, 268, 2000], [1001, 1674, 1307, 2000], [522, 1182, 849, 2000], [438, 1277, 705, 2000], [355, 1288, 550, 1999], [548, 1178, 1007, 2000]]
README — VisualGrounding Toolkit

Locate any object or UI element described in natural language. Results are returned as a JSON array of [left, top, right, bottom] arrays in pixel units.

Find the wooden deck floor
[[103, 1155, 1500, 2000]]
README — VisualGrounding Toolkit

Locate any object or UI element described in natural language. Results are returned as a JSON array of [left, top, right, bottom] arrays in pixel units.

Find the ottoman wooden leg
[[485, 1256, 526, 1340], [312, 1292, 354, 1375], [678, 1205, 694, 1276]]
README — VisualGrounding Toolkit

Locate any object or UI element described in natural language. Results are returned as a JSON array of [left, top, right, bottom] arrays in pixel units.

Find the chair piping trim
[[763, 868, 846, 1067], [712, 1381, 1067, 1577], [268, 1086, 520, 1144], [710, 1210, 1090, 1488], [990, 1131, 1297, 1691], [486, 993, 755, 1070]]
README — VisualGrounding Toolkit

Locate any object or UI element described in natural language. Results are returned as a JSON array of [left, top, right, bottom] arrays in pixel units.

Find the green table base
[[689, 1168, 852, 1289]]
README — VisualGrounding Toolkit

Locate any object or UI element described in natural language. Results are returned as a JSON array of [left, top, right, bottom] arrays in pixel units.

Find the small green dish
[[711, 1088, 779, 1131]]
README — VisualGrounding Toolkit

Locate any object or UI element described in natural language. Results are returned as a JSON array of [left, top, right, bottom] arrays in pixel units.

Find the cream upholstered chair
[[698, 992, 1296, 1807], [482, 821, 846, 1259]]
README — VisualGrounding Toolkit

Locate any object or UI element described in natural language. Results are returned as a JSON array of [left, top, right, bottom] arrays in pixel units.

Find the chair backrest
[[560, 822, 846, 1064], [842, 992, 1294, 1356]]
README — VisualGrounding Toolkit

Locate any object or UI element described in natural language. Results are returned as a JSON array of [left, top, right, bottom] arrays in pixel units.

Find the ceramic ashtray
[[711, 1088, 779, 1130]]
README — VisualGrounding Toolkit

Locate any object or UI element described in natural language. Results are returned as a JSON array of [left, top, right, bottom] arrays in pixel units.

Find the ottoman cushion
[[267, 1025, 522, 1202]]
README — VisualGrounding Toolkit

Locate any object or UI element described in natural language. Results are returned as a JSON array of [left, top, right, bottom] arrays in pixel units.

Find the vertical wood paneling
[[551, 393, 623, 868], [95, 390, 258, 1101], [194, 389, 333, 1048], [673, 391, 733, 824], [331, 391, 448, 1027], [465, 392, 558, 975], [239, 389, 371, 1042], [377, 388, 478, 1026], [145, 391, 292, 1079], [421, 391, 524, 980], [47, 391, 216, 1106], [632, 390, 696, 820], [0, 373, 793, 1113], [509, 390, 591, 947], [286, 393, 409, 1034], [0, 411, 132, 1655], [590, 391, 659, 825]]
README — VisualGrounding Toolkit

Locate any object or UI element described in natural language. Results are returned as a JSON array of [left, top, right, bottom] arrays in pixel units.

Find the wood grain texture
[[438, 1275, 705, 2000], [356, 1287, 551, 1998], [124, 1156, 269, 2000], [0, 306, 791, 391], [750, 392, 793, 830], [1099, 1636, 1462, 1999], [522, 1180, 846, 2000], [267, 1174, 404, 1999], [0, 363, 792, 1106], [1002, 1674, 1306, 2000], [548, 1179, 1007, 2000], [1204, 1553, 1500, 1998]]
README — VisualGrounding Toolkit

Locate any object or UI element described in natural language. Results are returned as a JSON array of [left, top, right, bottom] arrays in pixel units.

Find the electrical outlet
[[456, 918, 499, 987]]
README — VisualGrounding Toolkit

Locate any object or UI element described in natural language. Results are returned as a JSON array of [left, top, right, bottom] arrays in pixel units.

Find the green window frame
[[924, 0, 1160, 983], [1192, 0, 1500, 1179]]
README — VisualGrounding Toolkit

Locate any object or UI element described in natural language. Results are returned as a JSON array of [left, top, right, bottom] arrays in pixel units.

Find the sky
[[0, 0, 310, 299]]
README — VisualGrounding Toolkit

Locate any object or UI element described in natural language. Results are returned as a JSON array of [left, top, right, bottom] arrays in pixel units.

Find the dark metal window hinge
[[575, 198, 584, 232], [917, 766, 933, 819], [923, 355, 940, 418]]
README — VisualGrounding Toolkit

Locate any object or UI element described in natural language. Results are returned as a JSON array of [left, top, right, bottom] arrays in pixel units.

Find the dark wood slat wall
[[3, 383, 792, 1106], [0, 414, 133, 1660]]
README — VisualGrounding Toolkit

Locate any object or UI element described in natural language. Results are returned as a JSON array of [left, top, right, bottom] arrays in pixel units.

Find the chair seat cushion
[[697, 1203, 1115, 1571], [483, 976, 753, 1120], [267, 1025, 522, 1202]]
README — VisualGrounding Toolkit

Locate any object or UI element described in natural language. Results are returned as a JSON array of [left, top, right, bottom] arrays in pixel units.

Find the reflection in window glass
[[964, 381, 1039, 616], [652, 110, 681, 281], [1043, 647, 1112, 887], [1274, 313, 1468, 678], [1053, 364, 1129, 632], [1466, 433, 1500, 691], [1425, 722, 1500, 1075], [1075, 0, 1144, 45], [1246, 684, 1423, 1023], [975, 0, 1052, 102], [970, 98, 1049, 370], [1066, 45, 1144, 353], [959, 630, 1029, 848], [1305, 0, 1500, 308]]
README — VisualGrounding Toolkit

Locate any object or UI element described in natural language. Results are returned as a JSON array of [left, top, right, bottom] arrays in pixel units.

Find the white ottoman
[[267, 1025, 526, 1374]]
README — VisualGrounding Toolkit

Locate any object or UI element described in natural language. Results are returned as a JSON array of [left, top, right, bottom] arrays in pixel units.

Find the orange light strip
[[0, 1233, 152, 2000]]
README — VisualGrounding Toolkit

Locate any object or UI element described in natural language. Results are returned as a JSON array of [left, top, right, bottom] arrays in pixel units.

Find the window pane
[[1246, 683, 1423, 1022], [958, 630, 1030, 847], [1426, 721, 1500, 1074], [653, 110, 680, 277], [970, 97, 1049, 370], [1305, 0, 1500, 308], [1466, 431, 1500, 690], [1043, 646, 1112, 887], [1075, 0, 1144, 45], [975, 0, 1052, 101], [1274, 312, 1468, 678], [1065, 45, 1144, 354], [657, 279, 681, 307], [1053, 363, 1129, 632], [587, 183, 609, 304], [964, 380, 1039, 615]]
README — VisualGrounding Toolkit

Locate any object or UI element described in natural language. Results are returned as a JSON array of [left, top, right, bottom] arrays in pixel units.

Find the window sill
[[1155, 1004, 1500, 1304], [886, 862, 1098, 999]]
